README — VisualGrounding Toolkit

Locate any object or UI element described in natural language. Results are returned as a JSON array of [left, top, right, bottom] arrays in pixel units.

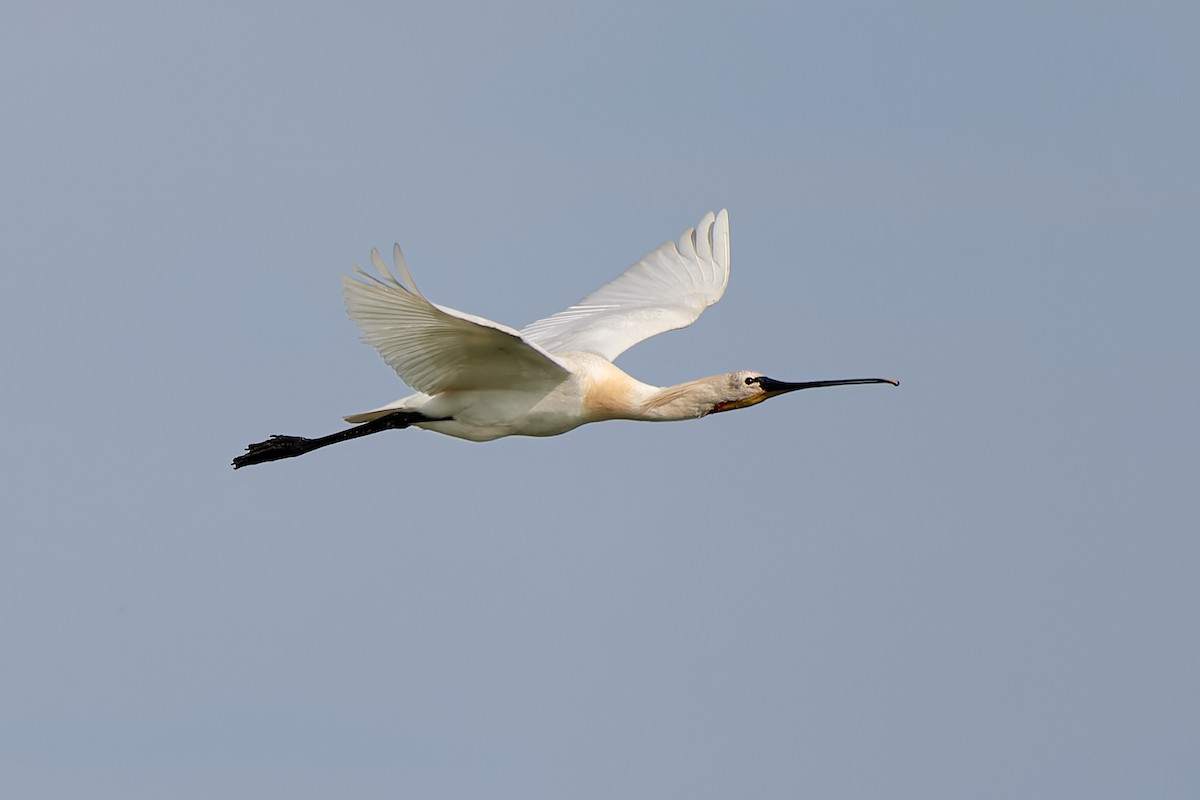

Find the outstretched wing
[[520, 210, 730, 361], [343, 244, 570, 395]]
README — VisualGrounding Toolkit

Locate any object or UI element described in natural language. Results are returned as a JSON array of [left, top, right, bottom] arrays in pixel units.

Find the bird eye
[[744, 376, 758, 386]]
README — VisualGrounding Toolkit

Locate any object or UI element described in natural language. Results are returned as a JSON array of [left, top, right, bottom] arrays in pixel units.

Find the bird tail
[[343, 396, 426, 424]]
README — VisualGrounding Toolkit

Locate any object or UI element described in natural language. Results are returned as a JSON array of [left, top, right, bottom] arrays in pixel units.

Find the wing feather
[[520, 210, 730, 361], [343, 246, 570, 395]]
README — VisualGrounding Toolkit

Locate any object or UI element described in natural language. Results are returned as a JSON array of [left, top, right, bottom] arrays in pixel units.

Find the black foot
[[231, 411, 449, 470], [232, 435, 314, 469]]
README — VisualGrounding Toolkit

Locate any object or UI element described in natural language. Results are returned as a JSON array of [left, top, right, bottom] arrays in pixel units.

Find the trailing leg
[[231, 411, 439, 469]]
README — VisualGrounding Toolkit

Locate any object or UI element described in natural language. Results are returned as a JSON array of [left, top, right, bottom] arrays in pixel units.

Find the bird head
[[709, 370, 899, 414]]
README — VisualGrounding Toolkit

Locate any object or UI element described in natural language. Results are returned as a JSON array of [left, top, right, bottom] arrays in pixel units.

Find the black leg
[[232, 411, 441, 469]]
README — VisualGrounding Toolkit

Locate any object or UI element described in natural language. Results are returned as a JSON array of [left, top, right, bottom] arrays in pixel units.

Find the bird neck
[[579, 359, 720, 422], [636, 376, 727, 421]]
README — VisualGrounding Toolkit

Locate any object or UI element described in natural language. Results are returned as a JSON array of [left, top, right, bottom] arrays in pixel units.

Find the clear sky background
[[3, 2, 1197, 798]]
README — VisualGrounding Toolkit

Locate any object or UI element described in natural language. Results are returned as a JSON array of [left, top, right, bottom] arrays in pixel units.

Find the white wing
[[520, 209, 730, 361], [343, 244, 570, 395]]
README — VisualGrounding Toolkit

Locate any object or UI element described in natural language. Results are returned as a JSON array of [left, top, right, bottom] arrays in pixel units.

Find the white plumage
[[233, 210, 896, 468], [518, 209, 730, 361]]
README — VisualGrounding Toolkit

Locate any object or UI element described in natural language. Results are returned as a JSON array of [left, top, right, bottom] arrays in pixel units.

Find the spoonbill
[[233, 210, 897, 469]]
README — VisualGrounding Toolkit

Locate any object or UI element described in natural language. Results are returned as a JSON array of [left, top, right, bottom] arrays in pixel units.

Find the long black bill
[[758, 376, 900, 396]]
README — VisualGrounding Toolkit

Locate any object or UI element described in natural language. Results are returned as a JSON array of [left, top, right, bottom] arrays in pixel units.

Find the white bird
[[233, 210, 897, 468]]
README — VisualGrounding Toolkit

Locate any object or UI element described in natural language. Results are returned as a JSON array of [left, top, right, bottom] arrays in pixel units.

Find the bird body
[[234, 210, 897, 468], [348, 355, 768, 442]]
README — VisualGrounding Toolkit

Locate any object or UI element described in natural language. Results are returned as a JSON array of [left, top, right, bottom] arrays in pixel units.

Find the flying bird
[[233, 210, 897, 468]]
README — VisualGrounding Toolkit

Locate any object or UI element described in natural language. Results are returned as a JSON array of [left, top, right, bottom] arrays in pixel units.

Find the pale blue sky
[[3, 2, 1198, 798]]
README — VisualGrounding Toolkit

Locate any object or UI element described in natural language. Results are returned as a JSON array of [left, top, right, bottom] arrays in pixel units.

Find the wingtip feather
[[695, 210, 717, 263], [713, 209, 731, 275], [392, 242, 423, 296]]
